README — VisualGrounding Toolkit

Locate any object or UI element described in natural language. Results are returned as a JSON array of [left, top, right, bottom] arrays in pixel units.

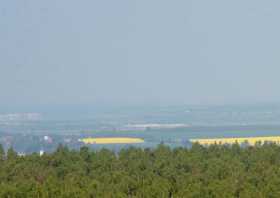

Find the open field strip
[[79, 137, 144, 144], [190, 136, 280, 146]]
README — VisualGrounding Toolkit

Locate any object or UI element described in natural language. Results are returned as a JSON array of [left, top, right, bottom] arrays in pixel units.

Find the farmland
[[78, 137, 144, 144], [190, 136, 280, 146]]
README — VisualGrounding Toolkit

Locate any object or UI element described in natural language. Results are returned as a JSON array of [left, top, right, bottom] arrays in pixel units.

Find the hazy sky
[[1, 0, 280, 107]]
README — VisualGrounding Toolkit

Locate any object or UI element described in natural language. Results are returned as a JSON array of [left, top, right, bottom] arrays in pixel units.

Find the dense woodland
[[1, 143, 280, 197]]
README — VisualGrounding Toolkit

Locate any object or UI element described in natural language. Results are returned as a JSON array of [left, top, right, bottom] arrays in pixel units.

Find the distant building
[[39, 150, 44, 156], [43, 136, 53, 143], [18, 152, 26, 157], [64, 138, 72, 143]]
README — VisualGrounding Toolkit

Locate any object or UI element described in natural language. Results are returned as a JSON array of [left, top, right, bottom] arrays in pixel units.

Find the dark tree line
[[1, 143, 280, 197]]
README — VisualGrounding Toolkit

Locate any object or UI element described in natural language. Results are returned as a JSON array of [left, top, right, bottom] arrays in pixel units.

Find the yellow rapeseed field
[[79, 137, 144, 144], [190, 136, 280, 146]]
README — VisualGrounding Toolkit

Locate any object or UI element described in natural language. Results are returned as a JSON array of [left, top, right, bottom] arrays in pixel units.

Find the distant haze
[[1, 1, 280, 108]]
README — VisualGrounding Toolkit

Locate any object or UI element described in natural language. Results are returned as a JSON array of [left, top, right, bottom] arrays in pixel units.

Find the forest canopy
[[1, 143, 280, 197]]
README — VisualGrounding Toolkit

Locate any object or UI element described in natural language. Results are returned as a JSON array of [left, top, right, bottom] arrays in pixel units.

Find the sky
[[1, 0, 280, 108]]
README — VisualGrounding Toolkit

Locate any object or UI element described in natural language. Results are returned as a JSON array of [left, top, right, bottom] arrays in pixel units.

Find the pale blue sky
[[1, 0, 280, 107]]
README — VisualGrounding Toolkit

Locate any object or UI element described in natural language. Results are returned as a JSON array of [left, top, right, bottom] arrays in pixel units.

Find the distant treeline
[[1, 143, 280, 197]]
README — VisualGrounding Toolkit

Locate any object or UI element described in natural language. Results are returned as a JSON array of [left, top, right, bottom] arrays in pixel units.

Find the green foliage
[[0, 144, 4, 160], [1, 143, 280, 197], [7, 147, 17, 161]]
